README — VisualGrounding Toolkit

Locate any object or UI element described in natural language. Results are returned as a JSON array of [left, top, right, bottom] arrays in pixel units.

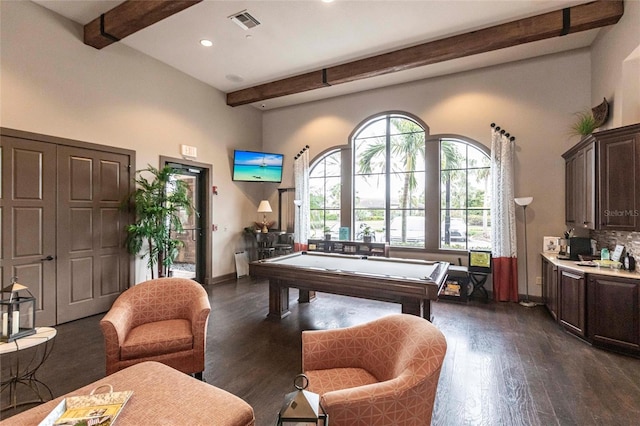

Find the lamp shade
[[257, 200, 272, 213], [514, 197, 533, 206]]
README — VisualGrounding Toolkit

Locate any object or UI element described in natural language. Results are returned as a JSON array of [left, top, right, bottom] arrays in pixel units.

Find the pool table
[[249, 251, 449, 320]]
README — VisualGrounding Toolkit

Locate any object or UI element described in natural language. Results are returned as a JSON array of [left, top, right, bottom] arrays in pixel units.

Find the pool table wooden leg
[[268, 280, 291, 319], [298, 290, 317, 303], [401, 298, 433, 322]]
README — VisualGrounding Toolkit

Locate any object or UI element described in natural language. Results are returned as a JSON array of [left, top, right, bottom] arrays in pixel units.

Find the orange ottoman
[[2, 361, 254, 426]]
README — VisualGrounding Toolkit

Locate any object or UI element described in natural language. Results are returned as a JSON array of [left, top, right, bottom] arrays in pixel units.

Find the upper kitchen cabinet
[[563, 123, 640, 231], [597, 123, 640, 231], [563, 135, 596, 229]]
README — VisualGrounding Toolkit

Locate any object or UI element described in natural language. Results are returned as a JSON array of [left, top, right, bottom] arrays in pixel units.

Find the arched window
[[309, 149, 341, 239], [308, 112, 491, 251], [353, 113, 426, 245], [440, 139, 491, 250]]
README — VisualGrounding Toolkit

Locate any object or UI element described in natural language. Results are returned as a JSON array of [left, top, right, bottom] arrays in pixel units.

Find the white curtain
[[490, 128, 519, 301], [294, 150, 310, 251]]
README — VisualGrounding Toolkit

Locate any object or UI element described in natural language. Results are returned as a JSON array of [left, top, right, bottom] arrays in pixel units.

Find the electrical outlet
[[535, 276, 542, 285]]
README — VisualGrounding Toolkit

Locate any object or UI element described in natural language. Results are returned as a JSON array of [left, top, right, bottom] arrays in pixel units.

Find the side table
[[1, 326, 57, 413]]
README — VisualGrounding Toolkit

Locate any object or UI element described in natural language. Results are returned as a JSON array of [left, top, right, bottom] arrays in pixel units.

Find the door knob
[[40, 255, 54, 261]]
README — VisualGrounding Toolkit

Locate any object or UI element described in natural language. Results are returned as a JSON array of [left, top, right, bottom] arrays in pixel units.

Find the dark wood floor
[[2, 277, 640, 425]]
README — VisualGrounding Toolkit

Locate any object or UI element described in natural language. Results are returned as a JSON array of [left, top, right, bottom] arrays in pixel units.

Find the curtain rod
[[490, 123, 516, 142], [294, 145, 310, 160]]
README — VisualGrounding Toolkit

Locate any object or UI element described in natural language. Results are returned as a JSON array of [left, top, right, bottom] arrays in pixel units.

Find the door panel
[[0, 136, 56, 326], [57, 146, 130, 324]]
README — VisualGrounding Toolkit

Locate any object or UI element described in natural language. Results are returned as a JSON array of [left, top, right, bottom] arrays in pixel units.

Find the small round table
[[1, 326, 57, 413]]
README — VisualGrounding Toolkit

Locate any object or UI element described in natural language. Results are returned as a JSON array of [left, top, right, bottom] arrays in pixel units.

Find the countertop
[[541, 252, 640, 280]]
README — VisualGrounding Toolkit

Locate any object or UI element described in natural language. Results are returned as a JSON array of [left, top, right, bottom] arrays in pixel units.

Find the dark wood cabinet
[[563, 136, 596, 229], [559, 268, 586, 338], [564, 123, 640, 231], [542, 254, 640, 356], [542, 256, 558, 321], [596, 124, 640, 231], [587, 275, 640, 355]]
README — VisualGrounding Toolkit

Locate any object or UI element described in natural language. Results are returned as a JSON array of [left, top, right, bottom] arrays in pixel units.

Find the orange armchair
[[302, 314, 447, 426], [100, 277, 211, 379]]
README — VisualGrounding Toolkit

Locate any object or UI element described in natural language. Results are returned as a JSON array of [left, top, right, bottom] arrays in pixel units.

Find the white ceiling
[[33, 0, 600, 110]]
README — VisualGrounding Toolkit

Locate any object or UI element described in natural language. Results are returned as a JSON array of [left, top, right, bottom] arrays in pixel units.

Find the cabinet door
[[564, 139, 595, 229], [542, 257, 558, 321], [587, 275, 639, 353], [565, 156, 577, 225], [559, 269, 586, 337], [598, 129, 640, 230], [582, 142, 596, 229]]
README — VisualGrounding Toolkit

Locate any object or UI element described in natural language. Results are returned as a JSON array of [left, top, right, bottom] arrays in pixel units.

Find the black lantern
[[277, 374, 328, 426], [1, 278, 37, 342]]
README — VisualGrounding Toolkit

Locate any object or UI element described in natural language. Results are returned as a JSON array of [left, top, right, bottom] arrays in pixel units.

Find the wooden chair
[[274, 233, 294, 256], [302, 314, 447, 426], [256, 232, 276, 259], [100, 278, 210, 379]]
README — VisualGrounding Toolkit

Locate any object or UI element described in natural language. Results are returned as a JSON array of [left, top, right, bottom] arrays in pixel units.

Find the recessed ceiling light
[[322, 0, 335, 3], [200, 39, 213, 47]]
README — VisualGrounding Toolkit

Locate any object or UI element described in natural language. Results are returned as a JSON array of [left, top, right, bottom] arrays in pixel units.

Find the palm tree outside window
[[354, 114, 426, 246], [440, 139, 491, 250], [308, 112, 491, 251]]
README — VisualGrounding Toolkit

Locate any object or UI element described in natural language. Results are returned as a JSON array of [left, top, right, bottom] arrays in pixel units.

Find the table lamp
[[514, 197, 535, 307], [257, 200, 272, 233]]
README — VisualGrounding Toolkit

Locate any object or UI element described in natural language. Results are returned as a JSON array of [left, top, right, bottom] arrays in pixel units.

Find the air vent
[[229, 10, 260, 30]]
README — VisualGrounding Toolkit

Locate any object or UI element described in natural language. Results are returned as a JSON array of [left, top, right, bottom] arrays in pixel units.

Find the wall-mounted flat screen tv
[[232, 150, 284, 183]]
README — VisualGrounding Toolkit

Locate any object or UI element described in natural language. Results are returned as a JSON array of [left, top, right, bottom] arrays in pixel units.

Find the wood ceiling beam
[[84, 0, 202, 50], [227, 0, 623, 107]]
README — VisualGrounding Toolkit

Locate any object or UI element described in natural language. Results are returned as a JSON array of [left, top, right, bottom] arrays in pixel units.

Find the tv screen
[[232, 150, 284, 183]]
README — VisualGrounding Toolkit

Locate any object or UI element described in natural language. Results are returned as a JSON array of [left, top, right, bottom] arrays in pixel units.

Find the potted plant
[[570, 110, 598, 137], [124, 165, 194, 279], [360, 224, 373, 243], [324, 226, 332, 241]]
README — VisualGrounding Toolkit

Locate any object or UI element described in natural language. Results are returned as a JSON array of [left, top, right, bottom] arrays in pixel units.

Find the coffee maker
[[559, 237, 592, 260]]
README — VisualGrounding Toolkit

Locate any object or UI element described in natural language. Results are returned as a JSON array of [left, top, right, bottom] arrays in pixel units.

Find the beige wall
[[591, 0, 640, 129], [263, 50, 593, 298], [1, 1, 264, 282]]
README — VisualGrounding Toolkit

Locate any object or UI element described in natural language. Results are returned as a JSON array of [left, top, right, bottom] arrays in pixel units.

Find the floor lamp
[[515, 197, 536, 308]]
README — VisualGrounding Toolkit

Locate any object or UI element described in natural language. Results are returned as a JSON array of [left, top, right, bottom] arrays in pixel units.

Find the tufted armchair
[[302, 314, 447, 426], [100, 277, 211, 379]]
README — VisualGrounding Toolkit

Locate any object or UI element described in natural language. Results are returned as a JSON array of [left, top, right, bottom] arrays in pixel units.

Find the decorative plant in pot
[[124, 165, 195, 279], [324, 227, 332, 241], [360, 224, 373, 243], [570, 98, 609, 137], [570, 110, 598, 137]]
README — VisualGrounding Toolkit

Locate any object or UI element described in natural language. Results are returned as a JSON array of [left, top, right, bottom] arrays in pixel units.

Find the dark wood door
[[0, 136, 57, 326], [559, 268, 586, 337], [597, 125, 640, 230], [56, 146, 131, 324], [587, 275, 639, 354]]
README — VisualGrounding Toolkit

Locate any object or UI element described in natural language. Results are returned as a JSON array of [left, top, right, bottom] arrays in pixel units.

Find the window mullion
[[385, 115, 392, 242]]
